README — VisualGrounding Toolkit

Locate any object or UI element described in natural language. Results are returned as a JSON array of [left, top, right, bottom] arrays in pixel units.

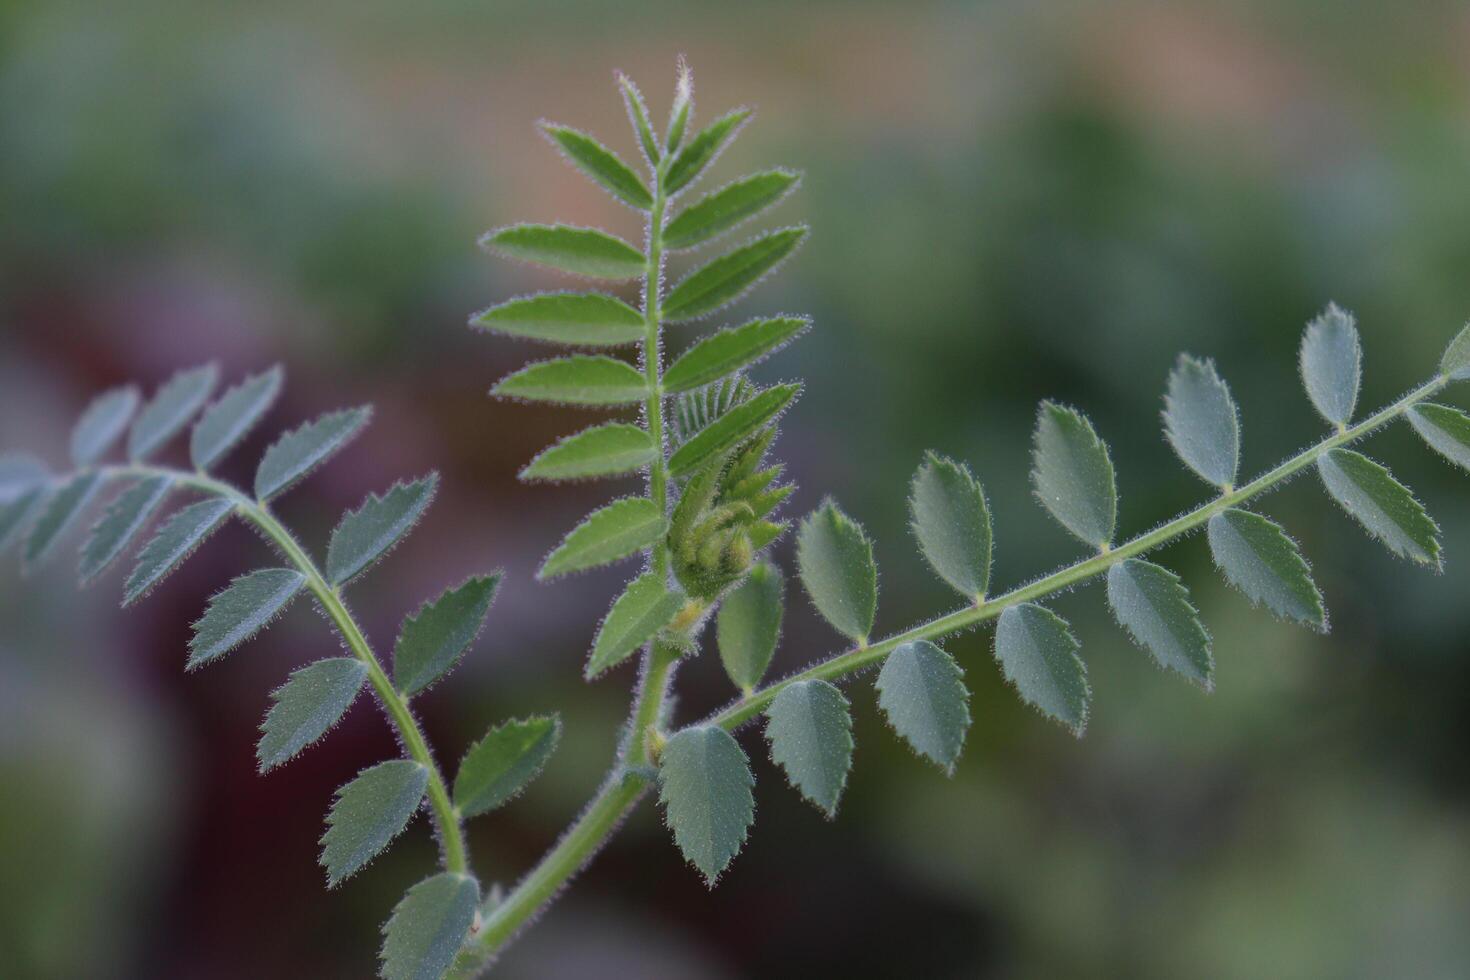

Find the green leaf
[[796, 499, 877, 642], [72, 385, 140, 467], [320, 759, 429, 887], [617, 71, 660, 167], [453, 715, 561, 818], [1206, 508, 1325, 630], [663, 170, 800, 250], [1163, 355, 1239, 488], [492, 355, 648, 406], [380, 873, 480, 980], [1440, 322, 1470, 380], [326, 475, 438, 586], [667, 384, 798, 478], [470, 292, 645, 347], [1299, 304, 1361, 426], [661, 227, 807, 323], [257, 657, 368, 772], [128, 363, 219, 461], [190, 366, 284, 470], [0, 486, 45, 555], [0, 457, 50, 554], [876, 639, 971, 771], [482, 224, 644, 280], [24, 471, 104, 567], [539, 497, 667, 579], [124, 497, 234, 605], [908, 452, 991, 599], [541, 123, 652, 210], [664, 57, 693, 155], [588, 572, 686, 678], [520, 423, 656, 482], [716, 562, 784, 692], [994, 603, 1089, 735], [1031, 401, 1117, 548], [1317, 448, 1440, 566], [1105, 559, 1213, 687], [658, 725, 755, 886], [79, 475, 172, 582], [187, 567, 307, 669], [1408, 403, 1470, 471], [764, 679, 853, 817], [255, 406, 372, 501], [393, 574, 502, 696], [664, 317, 809, 393], [664, 108, 751, 195]]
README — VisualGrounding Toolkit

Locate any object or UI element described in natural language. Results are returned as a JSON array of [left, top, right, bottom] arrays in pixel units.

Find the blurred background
[[4, 1, 1470, 977]]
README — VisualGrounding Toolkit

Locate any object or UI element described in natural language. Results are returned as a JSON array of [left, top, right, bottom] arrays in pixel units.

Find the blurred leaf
[[876, 639, 971, 771], [24, 471, 103, 567], [663, 170, 799, 250], [483, 224, 644, 280], [471, 292, 645, 347], [71, 386, 140, 467], [320, 760, 429, 887], [1300, 304, 1362, 426], [190, 366, 284, 471], [1031, 401, 1116, 548], [588, 573, 685, 678], [717, 562, 784, 691], [0, 487, 45, 555], [128, 364, 219, 461], [1105, 558, 1212, 686], [258, 658, 368, 772], [909, 452, 991, 599], [667, 384, 798, 477], [664, 57, 694, 155], [663, 317, 808, 393], [994, 603, 1089, 735], [1408, 403, 1470, 470], [1207, 508, 1325, 629], [1317, 449, 1439, 565], [255, 407, 372, 501], [765, 679, 852, 817], [187, 568, 307, 670], [618, 71, 660, 167], [454, 715, 561, 818], [662, 227, 806, 322], [658, 725, 754, 886], [380, 873, 479, 980], [541, 123, 652, 210], [539, 497, 666, 580], [796, 500, 876, 642], [79, 475, 172, 582], [326, 475, 438, 586], [393, 574, 501, 696], [520, 423, 655, 481], [124, 496, 234, 605], [665, 109, 750, 195], [1440, 322, 1470, 380], [1163, 355, 1239, 488], [492, 356, 647, 406]]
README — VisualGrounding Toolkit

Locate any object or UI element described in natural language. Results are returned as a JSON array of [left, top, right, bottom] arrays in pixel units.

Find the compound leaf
[[876, 639, 971, 771], [662, 227, 806, 323], [380, 872, 479, 980], [482, 224, 644, 280], [255, 407, 372, 501], [320, 759, 429, 887], [190, 366, 284, 470], [539, 497, 666, 579], [1032, 401, 1116, 548], [25, 471, 104, 567], [1440, 322, 1470, 380], [80, 475, 172, 582], [541, 123, 652, 210], [796, 500, 876, 642], [520, 423, 655, 482], [258, 657, 368, 772], [667, 384, 798, 477], [717, 562, 784, 692], [72, 386, 140, 467], [665, 108, 751, 195], [1105, 558, 1212, 687], [994, 604, 1089, 735], [393, 574, 501, 696], [663, 317, 809, 393], [588, 572, 686, 678], [492, 356, 647, 406], [327, 475, 438, 586], [658, 725, 755, 886], [1408, 403, 1470, 471], [124, 496, 234, 605], [765, 679, 852, 817], [1300, 304, 1361, 426], [129, 364, 219, 461], [909, 452, 991, 599], [471, 292, 645, 347], [1317, 449, 1440, 566], [453, 715, 561, 818], [663, 170, 800, 251], [1163, 355, 1240, 487], [1206, 508, 1325, 630], [187, 568, 307, 669]]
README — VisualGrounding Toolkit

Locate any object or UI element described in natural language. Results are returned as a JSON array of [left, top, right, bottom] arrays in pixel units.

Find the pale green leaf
[[24, 471, 104, 567], [617, 71, 660, 167], [588, 572, 686, 678], [187, 568, 307, 669], [453, 715, 561, 818], [520, 423, 656, 482], [664, 57, 693, 156], [482, 224, 644, 280], [1163, 355, 1239, 487], [661, 227, 807, 323], [381, 873, 479, 980], [663, 170, 800, 251], [667, 384, 798, 478], [394, 574, 501, 696], [1300, 304, 1361, 426], [539, 497, 667, 579], [1440, 322, 1470, 380], [1206, 507, 1325, 629], [876, 639, 971, 771], [908, 452, 991, 599], [764, 679, 852, 817], [80, 475, 172, 582], [128, 363, 219, 461], [0, 456, 49, 554], [663, 317, 809, 393], [320, 759, 429, 887], [796, 500, 876, 642], [658, 725, 755, 886], [492, 356, 648, 406], [257, 657, 368, 771], [716, 562, 784, 691], [670, 376, 754, 446], [1317, 448, 1440, 565], [190, 366, 284, 470], [664, 108, 751, 195], [541, 123, 652, 210], [254, 407, 372, 501], [470, 292, 645, 347], [1105, 558, 1212, 687], [326, 475, 438, 586], [0, 487, 45, 555], [1408, 403, 1470, 471], [72, 385, 140, 467], [124, 497, 234, 605], [1031, 401, 1117, 548], [994, 603, 1089, 734]]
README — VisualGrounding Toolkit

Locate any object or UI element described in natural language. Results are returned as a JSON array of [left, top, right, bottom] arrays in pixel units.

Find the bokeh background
[[4, 1, 1470, 977]]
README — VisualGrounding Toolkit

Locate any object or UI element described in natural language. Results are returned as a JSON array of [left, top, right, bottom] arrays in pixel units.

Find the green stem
[[643, 171, 670, 576]]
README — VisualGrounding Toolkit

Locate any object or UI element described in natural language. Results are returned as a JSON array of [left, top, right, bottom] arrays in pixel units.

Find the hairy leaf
[[124, 497, 234, 605], [667, 384, 798, 477], [520, 423, 656, 481], [1317, 449, 1440, 565], [909, 452, 991, 599], [588, 572, 686, 678], [1106, 558, 1212, 686], [190, 366, 284, 470], [24, 471, 104, 567], [72, 385, 140, 467], [662, 228, 807, 323], [255, 407, 372, 501], [326, 475, 438, 586], [1300, 304, 1361, 426], [394, 574, 501, 696], [492, 356, 648, 406], [471, 292, 645, 347], [187, 568, 307, 669], [320, 760, 429, 887], [618, 71, 660, 167], [994, 604, 1089, 734], [541, 123, 652, 210], [765, 679, 853, 817], [717, 562, 784, 691], [876, 640, 971, 771], [539, 497, 667, 579], [664, 57, 693, 155], [380, 873, 479, 980], [257, 658, 368, 771], [663, 170, 799, 250], [1163, 355, 1239, 487], [453, 715, 561, 817], [1031, 401, 1116, 548], [80, 475, 172, 582], [796, 500, 877, 642], [671, 376, 754, 446], [1408, 403, 1470, 471], [1206, 508, 1325, 629], [482, 224, 644, 280], [129, 363, 219, 461], [658, 725, 755, 886], [663, 317, 809, 393], [1440, 322, 1470, 380], [665, 108, 751, 195]]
